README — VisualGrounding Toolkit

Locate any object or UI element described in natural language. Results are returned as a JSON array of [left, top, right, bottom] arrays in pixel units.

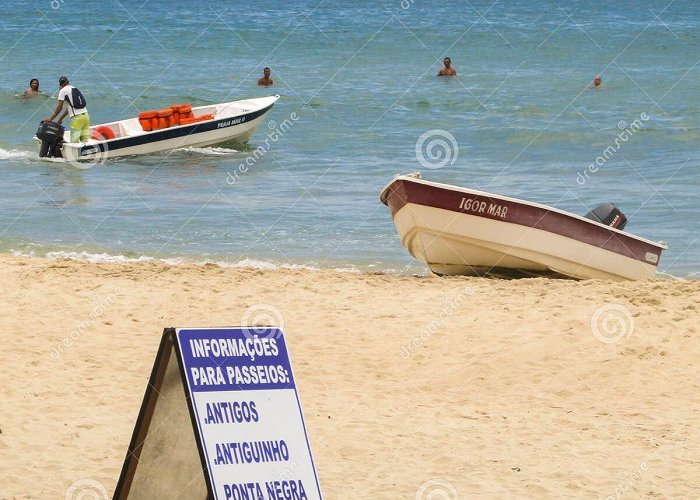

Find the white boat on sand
[[42, 95, 279, 161], [380, 173, 667, 280]]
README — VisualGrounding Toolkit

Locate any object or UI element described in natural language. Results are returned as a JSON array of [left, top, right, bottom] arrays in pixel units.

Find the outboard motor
[[36, 121, 65, 158], [584, 202, 628, 230]]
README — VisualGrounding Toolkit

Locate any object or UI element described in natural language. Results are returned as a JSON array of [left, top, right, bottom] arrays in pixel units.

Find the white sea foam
[[13, 249, 177, 265], [47, 251, 181, 264], [10, 249, 430, 276], [10, 249, 366, 273], [177, 146, 238, 155], [0, 148, 33, 160]]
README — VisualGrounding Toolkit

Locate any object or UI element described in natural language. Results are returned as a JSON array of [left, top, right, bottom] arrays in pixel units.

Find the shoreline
[[1, 254, 698, 497], [1, 248, 429, 277], [1, 249, 696, 280]]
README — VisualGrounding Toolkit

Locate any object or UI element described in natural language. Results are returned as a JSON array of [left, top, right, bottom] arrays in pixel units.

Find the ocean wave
[[0, 147, 33, 160], [9, 249, 363, 273], [43, 251, 177, 264], [176, 146, 239, 155]]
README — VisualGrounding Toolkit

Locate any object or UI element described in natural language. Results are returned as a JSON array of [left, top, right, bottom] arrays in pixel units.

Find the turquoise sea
[[1, 0, 698, 277]]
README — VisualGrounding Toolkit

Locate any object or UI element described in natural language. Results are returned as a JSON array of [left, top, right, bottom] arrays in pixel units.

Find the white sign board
[[175, 327, 322, 500]]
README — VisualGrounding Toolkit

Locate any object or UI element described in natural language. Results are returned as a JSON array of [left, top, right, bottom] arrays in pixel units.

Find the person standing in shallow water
[[437, 57, 457, 76], [258, 67, 273, 86], [24, 79, 41, 96]]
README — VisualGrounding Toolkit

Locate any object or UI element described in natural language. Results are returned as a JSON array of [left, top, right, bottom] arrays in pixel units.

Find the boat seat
[[120, 120, 143, 137]]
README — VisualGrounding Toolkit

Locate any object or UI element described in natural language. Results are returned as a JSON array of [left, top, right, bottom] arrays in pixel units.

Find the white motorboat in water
[[36, 95, 279, 161], [380, 173, 667, 280]]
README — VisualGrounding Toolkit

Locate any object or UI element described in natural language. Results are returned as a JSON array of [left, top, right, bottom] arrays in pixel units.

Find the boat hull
[[381, 175, 666, 280], [62, 96, 278, 161]]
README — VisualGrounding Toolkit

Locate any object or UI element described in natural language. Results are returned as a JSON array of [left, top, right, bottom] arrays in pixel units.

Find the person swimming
[[437, 57, 457, 77], [257, 67, 273, 86], [24, 79, 42, 96]]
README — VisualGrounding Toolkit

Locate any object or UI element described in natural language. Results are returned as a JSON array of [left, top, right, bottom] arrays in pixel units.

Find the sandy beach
[[0, 254, 698, 498]]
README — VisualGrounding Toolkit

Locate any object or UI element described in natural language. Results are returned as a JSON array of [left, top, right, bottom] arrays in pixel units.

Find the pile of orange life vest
[[138, 104, 214, 131]]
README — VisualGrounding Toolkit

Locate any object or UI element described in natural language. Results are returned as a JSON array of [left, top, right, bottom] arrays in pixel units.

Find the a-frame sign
[[114, 327, 322, 499]]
